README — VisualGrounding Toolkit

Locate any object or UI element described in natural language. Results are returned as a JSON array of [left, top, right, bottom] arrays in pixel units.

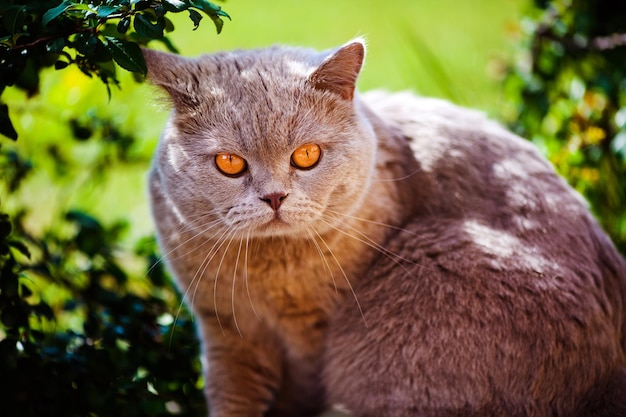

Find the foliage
[[0, 1, 228, 415], [0, 133, 207, 416], [0, 0, 230, 140], [504, 0, 626, 254]]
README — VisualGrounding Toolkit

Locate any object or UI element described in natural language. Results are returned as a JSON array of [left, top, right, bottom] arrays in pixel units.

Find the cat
[[142, 39, 626, 417]]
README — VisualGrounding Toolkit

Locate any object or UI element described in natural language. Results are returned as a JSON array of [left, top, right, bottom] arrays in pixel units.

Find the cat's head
[[145, 39, 377, 239]]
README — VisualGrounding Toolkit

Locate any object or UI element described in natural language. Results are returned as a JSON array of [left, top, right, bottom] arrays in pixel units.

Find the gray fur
[[143, 41, 626, 417]]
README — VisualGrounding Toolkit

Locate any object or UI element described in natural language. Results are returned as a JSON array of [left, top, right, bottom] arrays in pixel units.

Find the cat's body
[[144, 40, 626, 417]]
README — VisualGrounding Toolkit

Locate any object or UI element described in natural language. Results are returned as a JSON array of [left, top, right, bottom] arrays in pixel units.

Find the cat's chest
[[240, 243, 360, 357]]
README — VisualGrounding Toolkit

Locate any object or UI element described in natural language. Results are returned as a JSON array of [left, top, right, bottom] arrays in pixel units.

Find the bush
[[0, 1, 229, 415], [503, 0, 626, 254], [0, 0, 229, 139]]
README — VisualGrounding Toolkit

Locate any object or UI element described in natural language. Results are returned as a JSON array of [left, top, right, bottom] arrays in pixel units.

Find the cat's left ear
[[309, 39, 365, 101], [142, 48, 200, 108]]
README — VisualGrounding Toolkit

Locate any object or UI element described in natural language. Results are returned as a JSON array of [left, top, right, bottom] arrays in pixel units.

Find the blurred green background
[[2, 0, 525, 246]]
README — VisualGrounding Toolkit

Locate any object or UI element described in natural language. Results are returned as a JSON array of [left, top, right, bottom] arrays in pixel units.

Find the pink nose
[[260, 192, 288, 211]]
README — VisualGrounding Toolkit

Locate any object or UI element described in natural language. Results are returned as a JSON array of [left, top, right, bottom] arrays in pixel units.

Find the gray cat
[[143, 39, 626, 417]]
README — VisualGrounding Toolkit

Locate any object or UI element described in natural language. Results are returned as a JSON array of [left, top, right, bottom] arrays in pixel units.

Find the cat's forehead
[[201, 46, 322, 84]]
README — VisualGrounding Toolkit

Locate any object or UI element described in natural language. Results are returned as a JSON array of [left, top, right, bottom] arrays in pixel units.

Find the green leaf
[[2, 5, 27, 36], [42, 0, 73, 27], [188, 9, 202, 30], [163, 0, 188, 12], [54, 60, 69, 70], [96, 5, 120, 19], [189, 0, 230, 34], [46, 37, 66, 53], [74, 33, 99, 55], [164, 17, 175, 33], [211, 15, 224, 34], [104, 37, 147, 75], [10, 240, 30, 259], [133, 13, 165, 39], [0, 103, 18, 140]]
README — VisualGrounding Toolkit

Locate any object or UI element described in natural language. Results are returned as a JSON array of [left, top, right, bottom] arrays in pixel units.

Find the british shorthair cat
[[143, 39, 626, 417]]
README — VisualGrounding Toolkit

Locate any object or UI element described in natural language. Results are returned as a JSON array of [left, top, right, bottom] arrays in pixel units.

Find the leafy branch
[[0, 0, 230, 140]]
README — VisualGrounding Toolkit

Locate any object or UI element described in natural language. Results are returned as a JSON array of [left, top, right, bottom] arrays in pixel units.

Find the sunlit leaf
[[42, 0, 73, 27], [96, 5, 120, 18], [104, 37, 147, 75]]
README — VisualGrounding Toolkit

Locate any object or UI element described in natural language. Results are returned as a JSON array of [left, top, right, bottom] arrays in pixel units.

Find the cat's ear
[[142, 48, 200, 108], [309, 39, 365, 101]]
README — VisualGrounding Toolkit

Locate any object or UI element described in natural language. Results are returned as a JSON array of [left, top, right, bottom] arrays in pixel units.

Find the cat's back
[[324, 91, 626, 417], [361, 90, 619, 270]]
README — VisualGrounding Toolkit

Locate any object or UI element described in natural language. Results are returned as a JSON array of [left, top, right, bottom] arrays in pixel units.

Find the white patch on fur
[[286, 59, 313, 77], [166, 142, 189, 174]]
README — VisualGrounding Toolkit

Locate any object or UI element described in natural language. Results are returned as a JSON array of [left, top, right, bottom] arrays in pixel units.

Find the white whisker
[[320, 216, 418, 279], [212, 228, 238, 335], [305, 226, 338, 293], [244, 229, 260, 321], [311, 227, 367, 327], [147, 211, 225, 278], [372, 167, 422, 182], [232, 236, 244, 337]]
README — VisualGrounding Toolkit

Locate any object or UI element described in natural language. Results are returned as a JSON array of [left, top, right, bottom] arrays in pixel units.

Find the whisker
[[232, 236, 244, 337], [168, 224, 230, 348], [305, 226, 338, 293], [212, 228, 239, 335], [311, 227, 367, 327], [244, 229, 260, 320], [325, 208, 421, 238], [147, 212, 225, 278], [320, 216, 418, 279], [372, 167, 422, 182]]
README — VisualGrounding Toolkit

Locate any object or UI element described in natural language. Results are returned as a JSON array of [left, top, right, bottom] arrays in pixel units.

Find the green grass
[[2, 0, 527, 243]]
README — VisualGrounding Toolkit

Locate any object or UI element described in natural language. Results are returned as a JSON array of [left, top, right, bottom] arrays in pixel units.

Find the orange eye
[[291, 143, 321, 169], [215, 153, 247, 177]]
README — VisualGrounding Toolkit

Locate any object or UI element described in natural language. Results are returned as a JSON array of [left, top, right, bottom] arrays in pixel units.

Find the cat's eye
[[291, 143, 321, 169], [215, 153, 248, 177]]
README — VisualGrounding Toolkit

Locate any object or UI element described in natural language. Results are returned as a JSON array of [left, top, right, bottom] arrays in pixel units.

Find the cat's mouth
[[255, 216, 298, 236]]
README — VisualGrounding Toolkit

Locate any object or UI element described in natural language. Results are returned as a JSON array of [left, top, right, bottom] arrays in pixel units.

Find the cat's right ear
[[142, 48, 200, 108]]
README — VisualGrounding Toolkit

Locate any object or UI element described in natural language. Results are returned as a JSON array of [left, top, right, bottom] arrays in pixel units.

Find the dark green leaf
[[133, 0, 151, 11], [74, 33, 99, 55], [0, 103, 18, 140], [54, 60, 69, 70], [42, 0, 73, 27], [164, 17, 175, 33], [104, 37, 147, 75], [133, 13, 165, 39], [188, 9, 202, 30], [189, 0, 230, 34], [46, 38, 66, 53], [2, 5, 27, 35]]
